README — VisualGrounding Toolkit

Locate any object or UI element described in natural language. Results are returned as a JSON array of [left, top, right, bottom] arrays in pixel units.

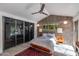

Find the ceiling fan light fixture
[[63, 20, 68, 24]]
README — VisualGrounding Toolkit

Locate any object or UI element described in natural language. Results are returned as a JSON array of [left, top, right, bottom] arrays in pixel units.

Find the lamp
[[37, 24, 40, 27], [39, 28, 42, 32], [63, 20, 68, 24], [56, 28, 64, 44], [57, 28, 63, 33]]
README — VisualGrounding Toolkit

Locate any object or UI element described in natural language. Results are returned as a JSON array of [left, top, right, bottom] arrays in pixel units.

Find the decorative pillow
[[56, 35, 64, 44], [30, 43, 52, 55]]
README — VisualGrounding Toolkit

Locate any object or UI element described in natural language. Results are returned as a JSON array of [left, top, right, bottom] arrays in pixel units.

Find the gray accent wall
[[38, 15, 73, 45]]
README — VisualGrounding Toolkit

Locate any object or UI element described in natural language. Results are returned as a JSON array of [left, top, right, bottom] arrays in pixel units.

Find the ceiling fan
[[32, 4, 48, 15]]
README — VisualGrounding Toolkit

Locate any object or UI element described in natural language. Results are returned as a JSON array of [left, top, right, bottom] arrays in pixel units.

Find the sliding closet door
[[16, 20, 23, 45], [29, 23, 34, 40], [4, 17, 16, 49], [4, 16, 34, 50], [25, 22, 30, 42]]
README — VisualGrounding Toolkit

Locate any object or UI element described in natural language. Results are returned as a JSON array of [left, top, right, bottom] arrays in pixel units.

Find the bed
[[30, 34, 54, 50], [30, 33, 76, 56]]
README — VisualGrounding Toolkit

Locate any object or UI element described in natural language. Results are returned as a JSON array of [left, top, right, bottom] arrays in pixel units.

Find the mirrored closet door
[[3, 16, 34, 50], [16, 20, 24, 45], [4, 17, 16, 49], [29, 23, 34, 40]]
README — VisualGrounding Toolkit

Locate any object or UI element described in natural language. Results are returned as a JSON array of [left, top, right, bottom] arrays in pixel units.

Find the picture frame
[[43, 24, 59, 32]]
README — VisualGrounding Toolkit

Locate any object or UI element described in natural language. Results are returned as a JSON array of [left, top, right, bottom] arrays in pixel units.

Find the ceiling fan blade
[[40, 4, 45, 12], [32, 12, 39, 15], [41, 12, 48, 15]]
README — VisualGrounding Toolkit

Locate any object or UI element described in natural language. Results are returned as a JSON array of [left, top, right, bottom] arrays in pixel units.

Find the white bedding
[[30, 36, 54, 51], [49, 36, 76, 56]]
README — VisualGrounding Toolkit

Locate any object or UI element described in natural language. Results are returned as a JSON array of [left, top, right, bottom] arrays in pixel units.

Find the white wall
[[34, 23, 37, 39], [73, 14, 79, 47], [0, 11, 36, 23], [0, 14, 3, 54], [0, 11, 37, 54]]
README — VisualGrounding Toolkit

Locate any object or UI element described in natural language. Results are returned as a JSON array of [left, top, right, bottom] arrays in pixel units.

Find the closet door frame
[[3, 16, 6, 50], [23, 22, 25, 43], [15, 19, 17, 45]]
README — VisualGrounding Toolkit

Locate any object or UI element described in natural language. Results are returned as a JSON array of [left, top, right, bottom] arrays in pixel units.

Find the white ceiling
[[0, 3, 79, 22], [45, 3, 79, 17]]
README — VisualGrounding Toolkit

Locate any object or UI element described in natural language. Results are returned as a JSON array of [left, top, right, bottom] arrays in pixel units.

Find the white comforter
[[30, 36, 54, 51], [49, 37, 76, 56]]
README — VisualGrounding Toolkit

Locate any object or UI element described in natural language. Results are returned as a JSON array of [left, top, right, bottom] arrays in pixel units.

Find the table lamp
[[56, 28, 64, 44]]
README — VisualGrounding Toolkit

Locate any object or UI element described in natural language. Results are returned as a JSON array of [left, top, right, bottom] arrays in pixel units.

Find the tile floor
[[0, 42, 30, 56]]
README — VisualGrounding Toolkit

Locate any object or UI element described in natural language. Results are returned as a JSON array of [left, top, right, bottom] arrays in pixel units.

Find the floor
[[0, 39, 76, 56], [0, 42, 30, 56]]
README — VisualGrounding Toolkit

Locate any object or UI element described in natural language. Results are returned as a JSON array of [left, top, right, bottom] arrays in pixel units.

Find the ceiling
[[0, 3, 79, 22], [45, 3, 79, 17]]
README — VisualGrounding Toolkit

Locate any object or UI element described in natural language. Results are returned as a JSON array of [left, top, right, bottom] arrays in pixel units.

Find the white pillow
[[47, 33, 55, 37], [43, 33, 47, 37]]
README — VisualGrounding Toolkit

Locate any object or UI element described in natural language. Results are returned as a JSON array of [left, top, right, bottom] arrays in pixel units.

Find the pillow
[[47, 33, 55, 37], [43, 33, 55, 38], [43, 33, 47, 37], [30, 43, 52, 55], [56, 35, 64, 44]]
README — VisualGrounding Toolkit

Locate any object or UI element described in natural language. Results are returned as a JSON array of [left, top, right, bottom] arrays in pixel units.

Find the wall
[[0, 14, 3, 54], [73, 14, 79, 46], [37, 15, 73, 45], [0, 11, 36, 54]]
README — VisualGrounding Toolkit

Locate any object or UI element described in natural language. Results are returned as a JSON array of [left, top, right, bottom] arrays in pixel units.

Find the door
[[4, 17, 15, 49], [29, 23, 34, 40], [25, 22, 30, 42], [16, 20, 23, 45]]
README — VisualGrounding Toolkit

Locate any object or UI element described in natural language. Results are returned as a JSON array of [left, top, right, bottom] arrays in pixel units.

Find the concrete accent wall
[[38, 15, 73, 45]]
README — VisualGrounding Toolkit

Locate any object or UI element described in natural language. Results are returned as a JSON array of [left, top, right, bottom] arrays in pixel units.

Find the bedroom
[[0, 3, 78, 56]]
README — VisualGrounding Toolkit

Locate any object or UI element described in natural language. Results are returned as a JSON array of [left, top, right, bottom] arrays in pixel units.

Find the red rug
[[15, 47, 52, 56]]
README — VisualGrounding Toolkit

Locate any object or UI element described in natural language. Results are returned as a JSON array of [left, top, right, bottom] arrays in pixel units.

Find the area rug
[[15, 47, 52, 56]]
